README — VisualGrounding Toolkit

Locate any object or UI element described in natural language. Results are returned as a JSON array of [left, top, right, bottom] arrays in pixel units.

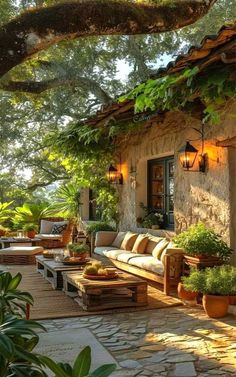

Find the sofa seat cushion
[[116, 252, 145, 263], [128, 256, 164, 275], [36, 234, 62, 240], [94, 246, 119, 257], [103, 249, 129, 260], [0, 246, 43, 255]]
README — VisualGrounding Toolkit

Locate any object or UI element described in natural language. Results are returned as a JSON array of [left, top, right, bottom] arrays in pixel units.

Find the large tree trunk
[[0, 0, 217, 78]]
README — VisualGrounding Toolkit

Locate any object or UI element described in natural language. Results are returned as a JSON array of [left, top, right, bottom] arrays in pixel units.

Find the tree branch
[[0, 76, 113, 103], [0, 0, 217, 78], [127, 36, 152, 80]]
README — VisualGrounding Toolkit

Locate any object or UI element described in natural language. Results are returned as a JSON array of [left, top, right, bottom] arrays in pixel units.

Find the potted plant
[[177, 281, 198, 301], [173, 223, 232, 266], [67, 243, 90, 260], [139, 203, 164, 229], [23, 223, 38, 238], [182, 265, 236, 318], [0, 225, 9, 237]]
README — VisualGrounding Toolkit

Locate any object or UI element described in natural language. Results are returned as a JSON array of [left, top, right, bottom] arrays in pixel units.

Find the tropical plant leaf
[[72, 346, 91, 377]]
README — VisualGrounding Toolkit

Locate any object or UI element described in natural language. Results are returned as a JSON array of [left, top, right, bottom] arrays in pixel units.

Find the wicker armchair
[[36, 217, 73, 249]]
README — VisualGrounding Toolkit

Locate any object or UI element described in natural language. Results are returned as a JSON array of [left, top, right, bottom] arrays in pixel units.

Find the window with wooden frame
[[147, 156, 174, 229]]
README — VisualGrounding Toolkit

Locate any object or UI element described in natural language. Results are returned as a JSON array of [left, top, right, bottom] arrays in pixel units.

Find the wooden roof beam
[[216, 136, 236, 147]]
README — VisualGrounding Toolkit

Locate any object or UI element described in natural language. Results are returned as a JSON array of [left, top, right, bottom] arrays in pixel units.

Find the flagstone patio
[[38, 306, 236, 377]]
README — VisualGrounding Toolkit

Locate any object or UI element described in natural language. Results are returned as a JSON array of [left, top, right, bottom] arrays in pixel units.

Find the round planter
[[229, 296, 236, 305], [0, 230, 6, 237], [177, 282, 197, 301], [27, 230, 36, 239], [203, 294, 229, 318]]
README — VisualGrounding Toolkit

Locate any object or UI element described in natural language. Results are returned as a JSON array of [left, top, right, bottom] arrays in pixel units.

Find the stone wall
[[117, 100, 236, 260]]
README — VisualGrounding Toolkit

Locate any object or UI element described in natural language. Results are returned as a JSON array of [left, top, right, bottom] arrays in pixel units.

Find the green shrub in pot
[[85, 221, 115, 235], [182, 265, 236, 318], [68, 243, 89, 255], [173, 223, 232, 261]]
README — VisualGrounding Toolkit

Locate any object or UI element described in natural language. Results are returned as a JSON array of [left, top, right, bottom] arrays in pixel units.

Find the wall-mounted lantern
[[178, 123, 207, 173], [107, 164, 123, 185], [178, 141, 198, 171]]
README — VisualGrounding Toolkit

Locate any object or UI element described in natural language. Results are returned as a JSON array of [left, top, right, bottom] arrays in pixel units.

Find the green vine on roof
[[120, 64, 236, 124]]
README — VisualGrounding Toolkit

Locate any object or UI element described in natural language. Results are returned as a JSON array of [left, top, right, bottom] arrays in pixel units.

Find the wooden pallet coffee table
[[62, 270, 148, 311], [36, 255, 90, 290]]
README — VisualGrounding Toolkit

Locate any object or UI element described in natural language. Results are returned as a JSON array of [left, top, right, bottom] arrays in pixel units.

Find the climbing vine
[[120, 63, 236, 124]]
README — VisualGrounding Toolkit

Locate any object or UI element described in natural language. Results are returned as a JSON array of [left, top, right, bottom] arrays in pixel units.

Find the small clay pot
[[229, 296, 236, 305], [0, 230, 6, 237], [70, 251, 87, 260], [27, 230, 36, 239], [177, 282, 197, 301], [203, 294, 229, 318]]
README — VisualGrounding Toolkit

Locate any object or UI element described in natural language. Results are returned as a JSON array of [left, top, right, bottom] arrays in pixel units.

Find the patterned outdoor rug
[[1, 264, 182, 320]]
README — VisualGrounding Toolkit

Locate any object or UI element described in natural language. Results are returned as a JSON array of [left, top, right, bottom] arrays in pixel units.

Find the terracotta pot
[[177, 282, 197, 301], [184, 255, 222, 268], [0, 230, 6, 237], [70, 251, 87, 260], [229, 296, 236, 305], [203, 294, 229, 318], [152, 225, 160, 230], [27, 230, 36, 239]]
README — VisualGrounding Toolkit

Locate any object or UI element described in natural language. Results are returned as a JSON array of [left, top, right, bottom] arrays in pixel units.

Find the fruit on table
[[92, 261, 102, 270], [84, 265, 98, 275], [97, 268, 108, 275]]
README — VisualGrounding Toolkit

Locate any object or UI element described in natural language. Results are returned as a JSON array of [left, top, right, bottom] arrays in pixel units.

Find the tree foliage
[[0, 0, 235, 204]]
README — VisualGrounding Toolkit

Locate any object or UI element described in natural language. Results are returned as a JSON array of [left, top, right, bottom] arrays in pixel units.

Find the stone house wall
[[118, 100, 236, 263]]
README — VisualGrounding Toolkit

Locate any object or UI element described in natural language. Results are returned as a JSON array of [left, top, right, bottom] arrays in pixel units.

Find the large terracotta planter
[[177, 282, 197, 301], [27, 230, 36, 239], [203, 294, 229, 318], [229, 296, 236, 305], [184, 255, 222, 268]]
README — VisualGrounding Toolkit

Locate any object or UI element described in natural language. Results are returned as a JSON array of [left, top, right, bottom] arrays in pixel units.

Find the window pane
[[152, 181, 164, 194], [152, 164, 163, 180], [152, 196, 164, 210], [169, 195, 174, 211]]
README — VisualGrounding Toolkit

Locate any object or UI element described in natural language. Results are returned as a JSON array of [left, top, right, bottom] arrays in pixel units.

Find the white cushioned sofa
[[92, 231, 184, 295]]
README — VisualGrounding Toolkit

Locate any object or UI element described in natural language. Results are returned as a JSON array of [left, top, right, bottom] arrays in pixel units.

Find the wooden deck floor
[[1, 264, 181, 320]]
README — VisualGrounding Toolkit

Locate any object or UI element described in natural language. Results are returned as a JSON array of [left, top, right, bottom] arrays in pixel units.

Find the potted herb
[[139, 203, 164, 229], [23, 223, 38, 238], [68, 243, 90, 260], [182, 266, 236, 318], [173, 223, 232, 265]]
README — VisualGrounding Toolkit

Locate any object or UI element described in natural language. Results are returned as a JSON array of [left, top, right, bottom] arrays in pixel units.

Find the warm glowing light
[[178, 141, 198, 171], [107, 164, 123, 184]]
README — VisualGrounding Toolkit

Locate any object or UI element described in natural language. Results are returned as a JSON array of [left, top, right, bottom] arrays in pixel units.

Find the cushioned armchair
[[92, 231, 184, 295], [36, 217, 73, 248]]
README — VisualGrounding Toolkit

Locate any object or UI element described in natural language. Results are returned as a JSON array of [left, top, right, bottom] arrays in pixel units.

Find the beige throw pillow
[[152, 239, 169, 260], [132, 234, 149, 254], [111, 232, 127, 248], [145, 235, 165, 254], [121, 232, 138, 251]]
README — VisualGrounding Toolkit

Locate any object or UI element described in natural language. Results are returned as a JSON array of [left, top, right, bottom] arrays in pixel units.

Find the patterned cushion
[[51, 223, 67, 234]]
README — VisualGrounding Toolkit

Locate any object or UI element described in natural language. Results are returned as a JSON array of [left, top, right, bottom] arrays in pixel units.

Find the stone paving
[[39, 306, 236, 377]]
